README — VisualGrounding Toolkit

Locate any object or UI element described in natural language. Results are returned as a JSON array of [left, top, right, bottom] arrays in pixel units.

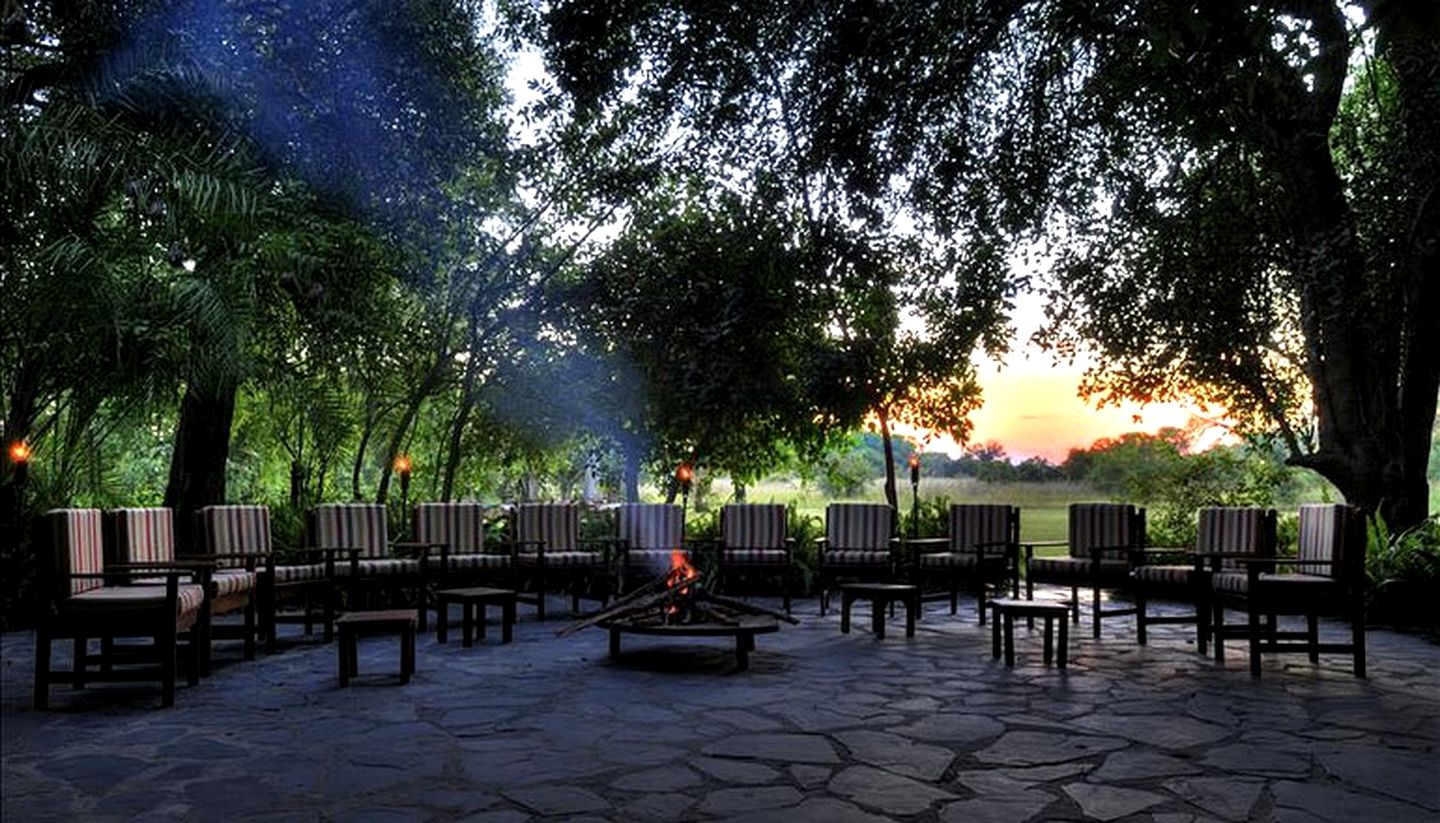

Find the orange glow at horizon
[[886, 359, 1234, 463]]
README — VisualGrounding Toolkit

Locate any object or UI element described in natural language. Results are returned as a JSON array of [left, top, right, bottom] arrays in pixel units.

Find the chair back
[[721, 504, 787, 550], [48, 508, 105, 595], [949, 504, 1018, 554], [1297, 503, 1365, 579], [1068, 503, 1145, 560], [515, 502, 578, 552], [310, 503, 389, 558], [824, 503, 893, 551], [198, 505, 273, 566], [107, 507, 176, 565], [414, 502, 488, 554], [617, 504, 684, 551], [1196, 507, 1276, 569]]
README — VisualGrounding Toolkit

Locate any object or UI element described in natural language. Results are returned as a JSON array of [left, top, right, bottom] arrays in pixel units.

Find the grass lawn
[[697, 476, 1114, 555]]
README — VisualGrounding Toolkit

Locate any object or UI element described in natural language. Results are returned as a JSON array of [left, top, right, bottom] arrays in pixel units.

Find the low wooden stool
[[839, 583, 920, 639], [336, 609, 416, 687], [435, 587, 516, 647], [990, 597, 1069, 668]]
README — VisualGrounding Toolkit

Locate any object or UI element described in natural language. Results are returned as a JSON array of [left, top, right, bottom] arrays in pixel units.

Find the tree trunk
[[1258, 3, 1438, 531], [877, 407, 898, 510], [164, 382, 236, 553], [441, 354, 482, 501], [623, 446, 641, 503]]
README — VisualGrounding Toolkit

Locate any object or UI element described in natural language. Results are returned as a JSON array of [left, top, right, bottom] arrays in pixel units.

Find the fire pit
[[558, 551, 796, 671]]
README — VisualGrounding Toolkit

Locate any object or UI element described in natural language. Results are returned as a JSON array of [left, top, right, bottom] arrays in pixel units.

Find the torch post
[[394, 455, 413, 539], [676, 462, 694, 523], [907, 452, 920, 540]]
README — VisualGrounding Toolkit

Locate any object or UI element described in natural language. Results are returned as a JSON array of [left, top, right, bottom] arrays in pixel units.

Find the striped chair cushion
[[618, 504, 684, 551], [1029, 556, 1130, 578], [109, 507, 176, 565], [1212, 571, 1250, 595], [71, 583, 206, 616], [824, 550, 891, 567], [1297, 504, 1354, 578], [341, 558, 420, 577], [515, 503, 578, 553], [49, 508, 105, 595], [447, 553, 511, 571], [949, 505, 1016, 555], [1131, 564, 1193, 586], [920, 552, 979, 569], [517, 551, 603, 568], [414, 502, 487, 554], [198, 505, 272, 565], [625, 548, 684, 568], [1197, 507, 1275, 569], [272, 564, 327, 584], [312, 503, 389, 558], [825, 503, 893, 551], [721, 549, 788, 565], [1068, 503, 1143, 560], [211, 569, 256, 597], [722, 505, 787, 550]]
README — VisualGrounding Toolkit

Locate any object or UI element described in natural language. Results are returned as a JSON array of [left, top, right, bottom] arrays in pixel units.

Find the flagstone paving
[[3, 597, 1439, 821]]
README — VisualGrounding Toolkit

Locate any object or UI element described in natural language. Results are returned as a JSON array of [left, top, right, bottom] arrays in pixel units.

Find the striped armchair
[[616, 503, 686, 591], [1025, 503, 1146, 638], [34, 508, 203, 709], [716, 504, 793, 615], [198, 505, 296, 656], [513, 502, 609, 619], [916, 504, 1019, 623], [310, 503, 428, 630], [1132, 506, 1276, 655], [1231, 504, 1367, 677], [816, 503, 897, 614], [414, 502, 512, 587]]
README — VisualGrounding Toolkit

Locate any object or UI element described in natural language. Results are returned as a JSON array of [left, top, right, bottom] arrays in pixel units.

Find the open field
[[702, 477, 1105, 546]]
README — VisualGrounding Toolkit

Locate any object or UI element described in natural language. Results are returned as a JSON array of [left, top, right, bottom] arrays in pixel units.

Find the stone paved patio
[[4, 596, 1439, 821]]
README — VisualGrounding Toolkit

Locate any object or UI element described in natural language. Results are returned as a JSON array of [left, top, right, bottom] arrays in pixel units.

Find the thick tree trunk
[[878, 408, 898, 510], [623, 446, 641, 503], [1257, 2, 1438, 531], [164, 382, 236, 553]]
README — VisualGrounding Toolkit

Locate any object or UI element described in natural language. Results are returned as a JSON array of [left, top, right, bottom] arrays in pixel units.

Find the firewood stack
[[556, 570, 798, 637]]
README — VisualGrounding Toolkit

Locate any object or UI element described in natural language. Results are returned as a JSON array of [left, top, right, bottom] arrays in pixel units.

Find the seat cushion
[[70, 583, 205, 617], [625, 548, 685, 567], [518, 551, 604, 568], [1029, 557, 1130, 579], [823, 550, 891, 567], [1211, 571, 1249, 595], [1131, 565, 1194, 586], [271, 563, 327, 584], [211, 569, 256, 598], [445, 553, 511, 571], [920, 552, 979, 569], [340, 558, 421, 576], [721, 549, 788, 565], [1257, 572, 1340, 588]]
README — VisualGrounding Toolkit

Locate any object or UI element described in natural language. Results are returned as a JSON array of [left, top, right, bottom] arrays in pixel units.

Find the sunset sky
[[895, 296, 1229, 463]]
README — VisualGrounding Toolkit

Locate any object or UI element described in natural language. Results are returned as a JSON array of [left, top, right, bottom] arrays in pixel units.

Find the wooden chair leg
[[1213, 601, 1226, 662], [33, 626, 52, 710], [1248, 601, 1262, 677], [1353, 605, 1367, 677], [1307, 613, 1320, 663], [1091, 584, 1102, 639], [160, 626, 178, 708], [1135, 587, 1148, 645]]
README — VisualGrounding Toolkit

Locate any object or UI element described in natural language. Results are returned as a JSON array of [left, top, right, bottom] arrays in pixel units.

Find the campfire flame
[[664, 550, 699, 616]]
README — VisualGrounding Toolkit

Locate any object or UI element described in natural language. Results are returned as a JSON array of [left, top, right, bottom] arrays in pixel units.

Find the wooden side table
[[435, 587, 516, 646], [336, 609, 417, 687], [989, 597, 1069, 668], [839, 583, 920, 639]]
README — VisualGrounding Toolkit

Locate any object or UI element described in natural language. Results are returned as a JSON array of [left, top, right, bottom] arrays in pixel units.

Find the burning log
[[557, 549, 798, 635]]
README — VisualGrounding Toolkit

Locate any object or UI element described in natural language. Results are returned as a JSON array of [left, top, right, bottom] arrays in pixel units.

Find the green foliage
[[1365, 515, 1440, 630], [899, 496, 951, 541]]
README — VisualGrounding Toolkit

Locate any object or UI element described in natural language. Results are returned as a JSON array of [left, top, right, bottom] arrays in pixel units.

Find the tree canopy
[[512, 0, 1439, 528]]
